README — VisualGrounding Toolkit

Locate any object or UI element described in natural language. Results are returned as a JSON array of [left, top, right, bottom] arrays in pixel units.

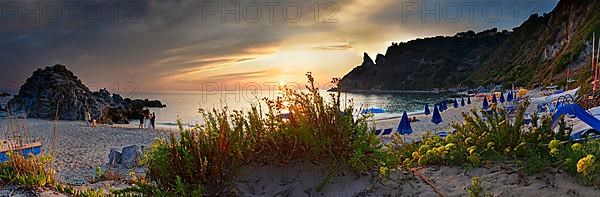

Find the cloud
[[0, 0, 560, 91]]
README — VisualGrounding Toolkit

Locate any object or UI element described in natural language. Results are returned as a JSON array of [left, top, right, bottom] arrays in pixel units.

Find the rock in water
[[6, 64, 165, 122]]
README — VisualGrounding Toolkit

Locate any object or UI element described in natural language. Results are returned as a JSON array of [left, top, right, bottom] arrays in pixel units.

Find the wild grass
[[135, 73, 394, 195], [0, 152, 55, 187]]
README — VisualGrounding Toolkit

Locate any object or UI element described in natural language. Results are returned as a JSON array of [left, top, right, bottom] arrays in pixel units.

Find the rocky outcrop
[[6, 65, 165, 123], [341, 0, 600, 92], [341, 28, 508, 91]]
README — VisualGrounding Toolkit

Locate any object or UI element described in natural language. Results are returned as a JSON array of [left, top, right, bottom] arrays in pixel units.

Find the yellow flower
[[467, 146, 477, 155], [419, 145, 430, 154], [549, 140, 561, 149], [445, 143, 456, 150], [549, 148, 559, 157], [487, 142, 495, 149], [412, 151, 420, 159], [571, 143, 583, 151], [379, 166, 388, 176], [577, 155, 596, 176], [465, 137, 473, 145]]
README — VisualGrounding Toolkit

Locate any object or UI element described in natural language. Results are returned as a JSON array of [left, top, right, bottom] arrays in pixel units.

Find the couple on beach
[[139, 112, 156, 129]]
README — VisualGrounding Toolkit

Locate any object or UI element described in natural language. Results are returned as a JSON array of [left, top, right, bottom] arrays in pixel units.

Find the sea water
[[132, 91, 445, 128]]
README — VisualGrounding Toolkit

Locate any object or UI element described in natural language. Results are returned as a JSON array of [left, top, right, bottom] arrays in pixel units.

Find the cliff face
[[472, 0, 600, 89], [341, 0, 600, 91], [341, 29, 508, 90]]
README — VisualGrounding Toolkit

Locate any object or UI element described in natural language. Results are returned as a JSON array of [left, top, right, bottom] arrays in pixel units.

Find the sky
[[0, 0, 560, 92]]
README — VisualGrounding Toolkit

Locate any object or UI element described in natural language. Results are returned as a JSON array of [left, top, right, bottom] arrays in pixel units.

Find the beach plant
[[0, 152, 55, 188], [137, 73, 394, 195], [395, 99, 600, 186]]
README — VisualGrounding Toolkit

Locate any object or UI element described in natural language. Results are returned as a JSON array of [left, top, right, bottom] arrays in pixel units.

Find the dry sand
[[0, 119, 172, 184], [234, 160, 599, 196], [369, 97, 486, 142]]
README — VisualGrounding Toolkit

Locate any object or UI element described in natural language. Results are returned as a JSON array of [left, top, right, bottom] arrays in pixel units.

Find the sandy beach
[[0, 119, 173, 185], [369, 97, 486, 141]]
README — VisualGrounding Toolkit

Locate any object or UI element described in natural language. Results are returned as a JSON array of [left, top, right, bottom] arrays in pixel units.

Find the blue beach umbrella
[[467, 97, 472, 105], [507, 91, 513, 102], [440, 102, 446, 112], [482, 97, 489, 109], [461, 98, 465, 106], [431, 105, 443, 125], [453, 99, 459, 108], [362, 108, 385, 114], [492, 94, 497, 104], [424, 104, 431, 115], [397, 111, 413, 135], [499, 92, 505, 103]]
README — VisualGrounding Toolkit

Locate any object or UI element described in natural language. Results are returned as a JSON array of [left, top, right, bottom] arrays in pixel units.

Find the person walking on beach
[[85, 111, 91, 127], [139, 113, 144, 129], [150, 112, 156, 129]]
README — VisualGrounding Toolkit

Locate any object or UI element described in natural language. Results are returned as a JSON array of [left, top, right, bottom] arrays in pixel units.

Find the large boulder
[[120, 145, 143, 168], [108, 145, 144, 169], [6, 65, 102, 120], [108, 148, 122, 168], [6, 65, 165, 122]]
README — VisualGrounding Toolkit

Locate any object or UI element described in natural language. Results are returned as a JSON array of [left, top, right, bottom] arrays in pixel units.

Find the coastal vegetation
[[133, 73, 397, 195], [394, 102, 599, 184], [0, 74, 598, 196], [119, 74, 597, 195]]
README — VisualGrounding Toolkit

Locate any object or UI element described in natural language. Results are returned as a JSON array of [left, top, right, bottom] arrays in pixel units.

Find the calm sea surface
[[133, 91, 446, 127]]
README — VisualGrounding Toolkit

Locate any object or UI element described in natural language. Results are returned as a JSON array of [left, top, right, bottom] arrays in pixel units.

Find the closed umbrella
[[507, 91, 513, 102], [467, 97, 472, 105], [453, 98, 459, 108], [461, 98, 465, 106], [424, 104, 431, 115], [499, 92, 505, 103], [483, 97, 489, 109], [431, 105, 443, 125], [397, 111, 413, 135], [492, 94, 497, 103]]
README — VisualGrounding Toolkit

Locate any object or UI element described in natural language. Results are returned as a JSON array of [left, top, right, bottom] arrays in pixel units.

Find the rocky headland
[[5, 65, 165, 124]]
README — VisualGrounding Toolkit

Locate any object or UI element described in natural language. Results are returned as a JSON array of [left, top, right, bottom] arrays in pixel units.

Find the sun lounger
[[381, 128, 393, 135], [552, 104, 600, 141], [374, 129, 383, 135], [571, 129, 600, 142]]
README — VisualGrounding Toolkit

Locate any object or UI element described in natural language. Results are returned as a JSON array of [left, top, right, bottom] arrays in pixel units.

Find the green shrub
[[0, 153, 55, 188], [138, 73, 395, 195], [395, 100, 600, 186]]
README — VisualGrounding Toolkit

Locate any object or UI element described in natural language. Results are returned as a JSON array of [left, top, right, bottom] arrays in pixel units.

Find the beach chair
[[551, 104, 600, 141], [374, 129, 383, 135], [381, 128, 393, 136], [571, 129, 600, 142]]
